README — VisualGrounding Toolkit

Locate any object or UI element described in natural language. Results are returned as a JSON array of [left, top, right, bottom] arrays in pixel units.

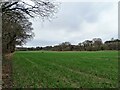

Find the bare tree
[[1, 0, 59, 19], [92, 38, 103, 50], [1, 0, 59, 54], [2, 10, 34, 54]]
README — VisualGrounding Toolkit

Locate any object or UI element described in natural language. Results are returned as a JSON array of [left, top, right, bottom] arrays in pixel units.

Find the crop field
[[12, 51, 118, 88]]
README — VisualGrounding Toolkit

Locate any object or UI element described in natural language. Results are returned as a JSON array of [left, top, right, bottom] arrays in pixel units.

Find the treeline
[[16, 38, 120, 51]]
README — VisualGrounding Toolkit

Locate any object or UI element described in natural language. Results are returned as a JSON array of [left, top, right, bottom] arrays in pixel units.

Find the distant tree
[[105, 39, 120, 50], [92, 38, 103, 50], [60, 42, 71, 46], [36, 46, 43, 50], [111, 38, 114, 41], [82, 40, 93, 51], [43, 46, 53, 51], [71, 45, 80, 51], [51, 45, 62, 51], [78, 43, 84, 51], [59, 42, 72, 51]]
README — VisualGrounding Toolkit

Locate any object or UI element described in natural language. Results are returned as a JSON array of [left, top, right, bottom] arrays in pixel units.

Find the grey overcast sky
[[23, 1, 118, 47]]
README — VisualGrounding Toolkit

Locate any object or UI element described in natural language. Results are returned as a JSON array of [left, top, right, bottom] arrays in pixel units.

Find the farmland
[[12, 51, 118, 88]]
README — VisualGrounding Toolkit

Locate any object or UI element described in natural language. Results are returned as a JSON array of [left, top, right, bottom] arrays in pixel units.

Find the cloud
[[24, 2, 118, 47]]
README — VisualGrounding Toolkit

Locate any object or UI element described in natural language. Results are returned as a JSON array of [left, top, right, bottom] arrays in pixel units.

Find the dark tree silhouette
[[1, 0, 58, 18], [1, 0, 58, 54]]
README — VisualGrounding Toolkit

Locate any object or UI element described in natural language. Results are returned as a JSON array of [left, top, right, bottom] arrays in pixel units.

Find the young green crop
[[12, 51, 118, 88]]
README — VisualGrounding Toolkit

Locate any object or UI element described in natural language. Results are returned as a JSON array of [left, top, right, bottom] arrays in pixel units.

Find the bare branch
[[2, 2, 18, 11], [1, 0, 59, 19]]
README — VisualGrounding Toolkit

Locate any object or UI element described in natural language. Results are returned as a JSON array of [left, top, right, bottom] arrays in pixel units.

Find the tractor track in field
[[30, 55, 114, 83], [22, 55, 113, 85], [40, 59, 113, 84], [22, 56, 79, 87]]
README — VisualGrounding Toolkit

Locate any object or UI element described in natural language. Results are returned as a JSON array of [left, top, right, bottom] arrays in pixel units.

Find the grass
[[12, 51, 118, 88]]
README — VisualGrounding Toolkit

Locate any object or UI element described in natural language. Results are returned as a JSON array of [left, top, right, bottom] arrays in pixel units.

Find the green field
[[12, 51, 118, 88]]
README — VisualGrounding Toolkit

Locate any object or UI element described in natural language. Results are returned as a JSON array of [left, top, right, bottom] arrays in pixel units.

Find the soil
[[2, 54, 13, 89]]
